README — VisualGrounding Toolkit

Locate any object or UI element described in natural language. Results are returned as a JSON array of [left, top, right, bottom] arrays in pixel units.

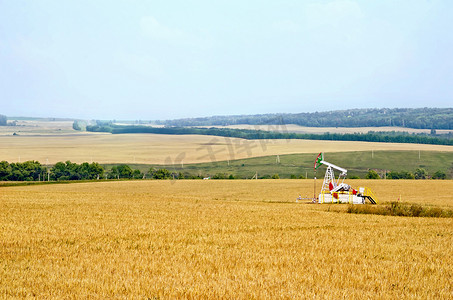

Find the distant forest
[[85, 123, 453, 146], [155, 108, 453, 130], [0, 114, 6, 126]]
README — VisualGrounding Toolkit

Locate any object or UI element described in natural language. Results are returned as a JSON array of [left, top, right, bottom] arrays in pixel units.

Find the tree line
[[0, 161, 105, 181], [0, 160, 220, 181], [365, 169, 446, 180], [85, 123, 453, 146], [155, 108, 453, 130], [0, 160, 448, 181]]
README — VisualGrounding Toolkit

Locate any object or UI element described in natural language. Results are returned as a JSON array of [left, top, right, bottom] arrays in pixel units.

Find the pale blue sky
[[1, 0, 452, 120]]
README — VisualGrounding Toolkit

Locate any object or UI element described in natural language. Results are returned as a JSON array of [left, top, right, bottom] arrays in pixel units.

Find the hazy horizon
[[5, 106, 452, 123], [1, 1, 452, 120]]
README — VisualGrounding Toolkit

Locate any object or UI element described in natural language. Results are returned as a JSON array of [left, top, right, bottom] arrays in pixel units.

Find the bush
[[414, 168, 427, 179], [432, 170, 446, 180], [387, 171, 400, 179], [387, 171, 415, 179], [423, 207, 443, 218], [150, 168, 171, 179], [409, 204, 423, 217], [347, 202, 453, 218], [365, 170, 380, 179], [271, 173, 280, 179], [213, 173, 227, 179]]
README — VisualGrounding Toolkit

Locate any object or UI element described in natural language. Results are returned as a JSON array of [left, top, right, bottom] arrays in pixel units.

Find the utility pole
[[313, 169, 317, 201], [314, 176, 317, 201]]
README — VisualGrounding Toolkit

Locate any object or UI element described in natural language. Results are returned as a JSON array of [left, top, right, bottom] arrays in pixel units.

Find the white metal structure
[[314, 153, 377, 204], [319, 160, 347, 193]]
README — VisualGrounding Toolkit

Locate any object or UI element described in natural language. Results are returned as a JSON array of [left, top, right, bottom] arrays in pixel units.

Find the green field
[[105, 150, 453, 179]]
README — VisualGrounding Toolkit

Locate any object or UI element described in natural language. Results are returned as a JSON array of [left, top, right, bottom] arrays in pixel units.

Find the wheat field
[[2, 120, 452, 165], [1, 180, 452, 298], [2, 133, 453, 165], [0, 120, 83, 136]]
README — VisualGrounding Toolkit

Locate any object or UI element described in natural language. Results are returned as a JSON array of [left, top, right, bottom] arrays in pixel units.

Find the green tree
[[118, 165, 133, 178], [432, 170, 446, 180], [213, 173, 226, 179], [151, 168, 171, 179], [414, 168, 427, 179], [0, 114, 6, 126], [365, 170, 380, 179], [111, 165, 133, 179], [51, 162, 68, 179], [387, 171, 414, 179], [400, 171, 415, 179], [88, 162, 104, 179], [0, 161, 11, 180], [132, 169, 143, 179], [387, 171, 400, 179], [6, 161, 45, 181], [271, 173, 280, 179], [72, 121, 81, 131]]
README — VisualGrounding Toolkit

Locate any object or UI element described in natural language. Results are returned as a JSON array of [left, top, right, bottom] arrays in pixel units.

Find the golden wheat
[[0, 180, 452, 298], [2, 133, 453, 165], [2, 120, 452, 165]]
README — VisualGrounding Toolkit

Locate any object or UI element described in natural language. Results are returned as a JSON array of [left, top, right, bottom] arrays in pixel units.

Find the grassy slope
[[105, 150, 453, 179]]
